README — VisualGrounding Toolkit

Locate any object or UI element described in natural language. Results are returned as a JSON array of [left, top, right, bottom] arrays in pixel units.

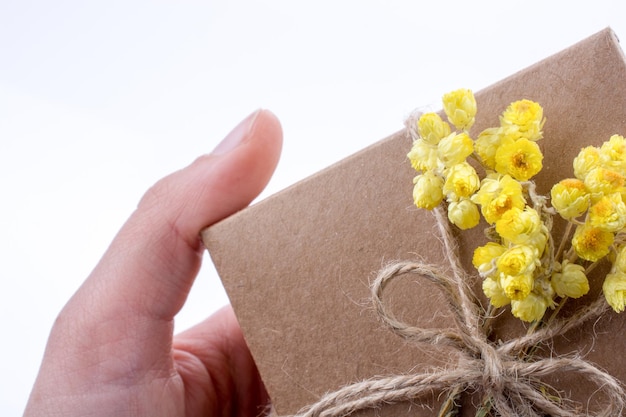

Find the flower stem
[[481, 304, 498, 337], [548, 297, 569, 325], [585, 260, 601, 275], [555, 221, 574, 263]]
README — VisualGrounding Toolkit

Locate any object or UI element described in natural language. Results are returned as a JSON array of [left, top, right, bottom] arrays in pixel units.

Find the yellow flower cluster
[[407, 89, 480, 229], [406, 90, 553, 321], [551, 135, 626, 312], [407, 89, 626, 322], [474, 99, 545, 181], [604, 246, 626, 312], [473, 203, 553, 322]]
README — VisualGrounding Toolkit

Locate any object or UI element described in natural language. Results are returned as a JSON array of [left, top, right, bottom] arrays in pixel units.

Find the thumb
[[37, 110, 281, 383], [26, 110, 282, 415], [90, 108, 282, 322]]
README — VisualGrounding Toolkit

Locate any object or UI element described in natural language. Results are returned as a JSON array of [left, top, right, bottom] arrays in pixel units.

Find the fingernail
[[211, 109, 261, 156]]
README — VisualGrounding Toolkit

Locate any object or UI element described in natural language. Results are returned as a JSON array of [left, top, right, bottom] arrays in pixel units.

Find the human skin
[[24, 109, 283, 417]]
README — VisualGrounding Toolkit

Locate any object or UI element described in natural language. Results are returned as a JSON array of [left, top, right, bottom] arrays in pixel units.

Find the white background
[[1, 1, 625, 414]]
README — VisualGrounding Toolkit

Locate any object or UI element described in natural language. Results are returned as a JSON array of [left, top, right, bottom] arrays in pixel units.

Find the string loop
[[287, 208, 625, 417]]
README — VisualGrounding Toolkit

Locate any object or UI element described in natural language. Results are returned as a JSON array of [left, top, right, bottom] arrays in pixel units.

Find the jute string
[[285, 208, 626, 417]]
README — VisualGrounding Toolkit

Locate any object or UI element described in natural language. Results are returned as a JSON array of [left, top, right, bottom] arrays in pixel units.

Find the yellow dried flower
[[407, 139, 439, 172], [482, 277, 511, 307], [405, 90, 626, 323], [510, 292, 549, 322], [572, 223, 614, 262], [551, 261, 589, 298], [497, 245, 539, 277], [588, 192, 626, 232], [474, 127, 503, 170], [447, 199, 480, 230], [584, 167, 625, 196], [438, 132, 474, 168], [412, 172, 444, 210], [417, 112, 451, 145], [603, 271, 626, 313], [494, 137, 543, 181], [550, 178, 590, 220], [499, 99, 545, 141], [473, 242, 507, 277], [475, 125, 529, 170], [500, 273, 534, 301], [573, 146, 602, 181], [443, 162, 480, 201], [442, 88, 477, 130], [472, 174, 526, 224], [600, 134, 626, 174], [495, 206, 542, 245]]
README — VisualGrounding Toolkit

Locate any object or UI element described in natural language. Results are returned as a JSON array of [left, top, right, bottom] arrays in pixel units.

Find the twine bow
[[290, 208, 626, 417]]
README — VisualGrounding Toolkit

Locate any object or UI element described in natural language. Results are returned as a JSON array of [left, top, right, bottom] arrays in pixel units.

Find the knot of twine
[[290, 208, 626, 417]]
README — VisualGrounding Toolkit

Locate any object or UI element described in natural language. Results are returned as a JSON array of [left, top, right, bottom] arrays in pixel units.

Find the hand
[[24, 109, 283, 417]]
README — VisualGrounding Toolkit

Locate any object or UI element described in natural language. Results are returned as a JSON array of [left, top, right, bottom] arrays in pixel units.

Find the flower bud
[[407, 139, 439, 172], [443, 162, 480, 201], [550, 178, 590, 219], [500, 273, 533, 301], [584, 167, 625, 195], [551, 261, 589, 298], [438, 132, 473, 168], [511, 292, 549, 322], [482, 277, 510, 307], [603, 271, 626, 313], [573, 146, 602, 181], [472, 174, 525, 225], [442, 88, 476, 130], [474, 127, 503, 170], [447, 199, 480, 230], [496, 244, 539, 277], [600, 134, 626, 175], [473, 242, 506, 276], [499, 99, 544, 141], [412, 172, 444, 210], [495, 206, 542, 245], [417, 112, 451, 145], [588, 192, 626, 232]]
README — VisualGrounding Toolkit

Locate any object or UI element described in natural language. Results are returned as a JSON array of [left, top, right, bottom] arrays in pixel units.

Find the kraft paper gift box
[[202, 28, 626, 416]]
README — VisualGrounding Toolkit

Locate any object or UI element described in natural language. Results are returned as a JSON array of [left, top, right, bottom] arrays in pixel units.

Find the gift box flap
[[203, 28, 626, 415]]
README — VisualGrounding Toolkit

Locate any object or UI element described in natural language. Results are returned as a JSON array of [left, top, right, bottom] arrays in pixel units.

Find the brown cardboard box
[[202, 28, 626, 415]]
